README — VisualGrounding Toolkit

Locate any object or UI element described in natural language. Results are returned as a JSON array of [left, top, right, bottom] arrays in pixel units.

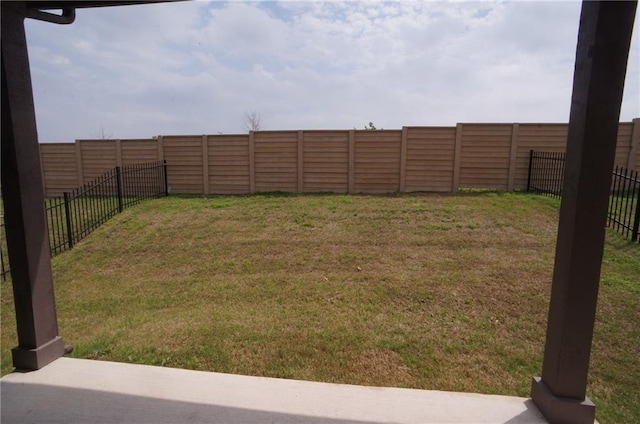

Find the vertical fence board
[[507, 123, 520, 191], [348, 130, 355, 194], [297, 130, 304, 193], [399, 127, 408, 192], [249, 131, 256, 194], [453, 123, 463, 191], [202, 135, 209, 195]]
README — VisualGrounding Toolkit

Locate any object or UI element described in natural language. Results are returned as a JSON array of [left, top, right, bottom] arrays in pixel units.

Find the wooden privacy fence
[[40, 120, 640, 197]]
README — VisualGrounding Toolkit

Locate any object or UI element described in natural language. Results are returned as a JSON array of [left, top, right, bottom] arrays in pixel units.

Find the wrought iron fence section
[[527, 150, 566, 198], [65, 168, 121, 248], [608, 166, 640, 242], [2, 161, 167, 280], [121, 161, 167, 209], [46, 196, 70, 256], [528, 150, 639, 244]]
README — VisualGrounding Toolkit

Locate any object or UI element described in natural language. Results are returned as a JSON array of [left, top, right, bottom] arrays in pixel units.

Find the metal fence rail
[[1, 161, 167, 280], [527, 150, 640, 244]]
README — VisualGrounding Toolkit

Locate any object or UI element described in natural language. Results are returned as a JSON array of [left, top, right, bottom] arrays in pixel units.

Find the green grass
[[1, 192, 638, 423]]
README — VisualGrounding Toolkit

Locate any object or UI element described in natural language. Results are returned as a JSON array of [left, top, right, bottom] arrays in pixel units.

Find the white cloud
[[23, 0, 639, 142]]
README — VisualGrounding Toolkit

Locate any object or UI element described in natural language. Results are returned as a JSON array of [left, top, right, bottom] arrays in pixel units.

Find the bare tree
[[243, 111, 263, 132], [95, 125, 113, 139]]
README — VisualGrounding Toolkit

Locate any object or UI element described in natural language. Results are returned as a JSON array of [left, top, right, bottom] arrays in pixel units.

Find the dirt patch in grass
[[348, 348, 416, 387]]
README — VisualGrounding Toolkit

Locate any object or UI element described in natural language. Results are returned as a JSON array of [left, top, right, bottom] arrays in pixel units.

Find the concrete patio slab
[[1, 357, 548, 423]]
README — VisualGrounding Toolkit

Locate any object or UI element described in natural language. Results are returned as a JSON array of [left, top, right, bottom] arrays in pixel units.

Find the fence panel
[[303, 131, 349, 193], [163, 136, 204, 194], [79, 140, 118, 182], [254, 131, 298, 192], [208, 135, 251, 194], [405, 127, 456, 192], [354, 130, 402, 193], [459, 124, 513, 190], [40, 143, 79, 197]]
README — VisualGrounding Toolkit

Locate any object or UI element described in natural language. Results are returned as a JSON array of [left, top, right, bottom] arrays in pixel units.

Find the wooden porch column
[[530, 2, 637, 423], [1, 1, 66, 370]]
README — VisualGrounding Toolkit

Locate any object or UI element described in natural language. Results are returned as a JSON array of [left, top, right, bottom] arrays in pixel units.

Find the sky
[[24, 0, 640, 142]]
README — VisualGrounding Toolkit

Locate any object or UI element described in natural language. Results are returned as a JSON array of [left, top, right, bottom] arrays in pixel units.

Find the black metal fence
[[527, 150, 640, 244], [608, 166, 640, 242], [526, 151, 566, 198], [1, 161, 167, 280]]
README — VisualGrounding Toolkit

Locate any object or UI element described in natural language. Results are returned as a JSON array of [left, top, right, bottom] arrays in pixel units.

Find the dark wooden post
[[531, 1, 637, 423], [1, 1, 66, 370]]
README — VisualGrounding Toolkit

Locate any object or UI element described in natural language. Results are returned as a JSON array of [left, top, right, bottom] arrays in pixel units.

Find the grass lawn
[[1, 192, 638, 423]]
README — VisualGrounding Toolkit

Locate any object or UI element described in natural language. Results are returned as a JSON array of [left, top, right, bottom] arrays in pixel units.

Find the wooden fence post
[[75, 140, 84, 185], [400, 127, 408, 192], [348, 130, 355, 194], [452, 123, 463, 192], [297, 130, 304, 193], [249, 131, 256, 194], [38, 144, 47, 196], [507, 123, 520, 191], [628, 117, 639, 171], [157, 135, 164, 162], [202, 134, 209, 195]]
